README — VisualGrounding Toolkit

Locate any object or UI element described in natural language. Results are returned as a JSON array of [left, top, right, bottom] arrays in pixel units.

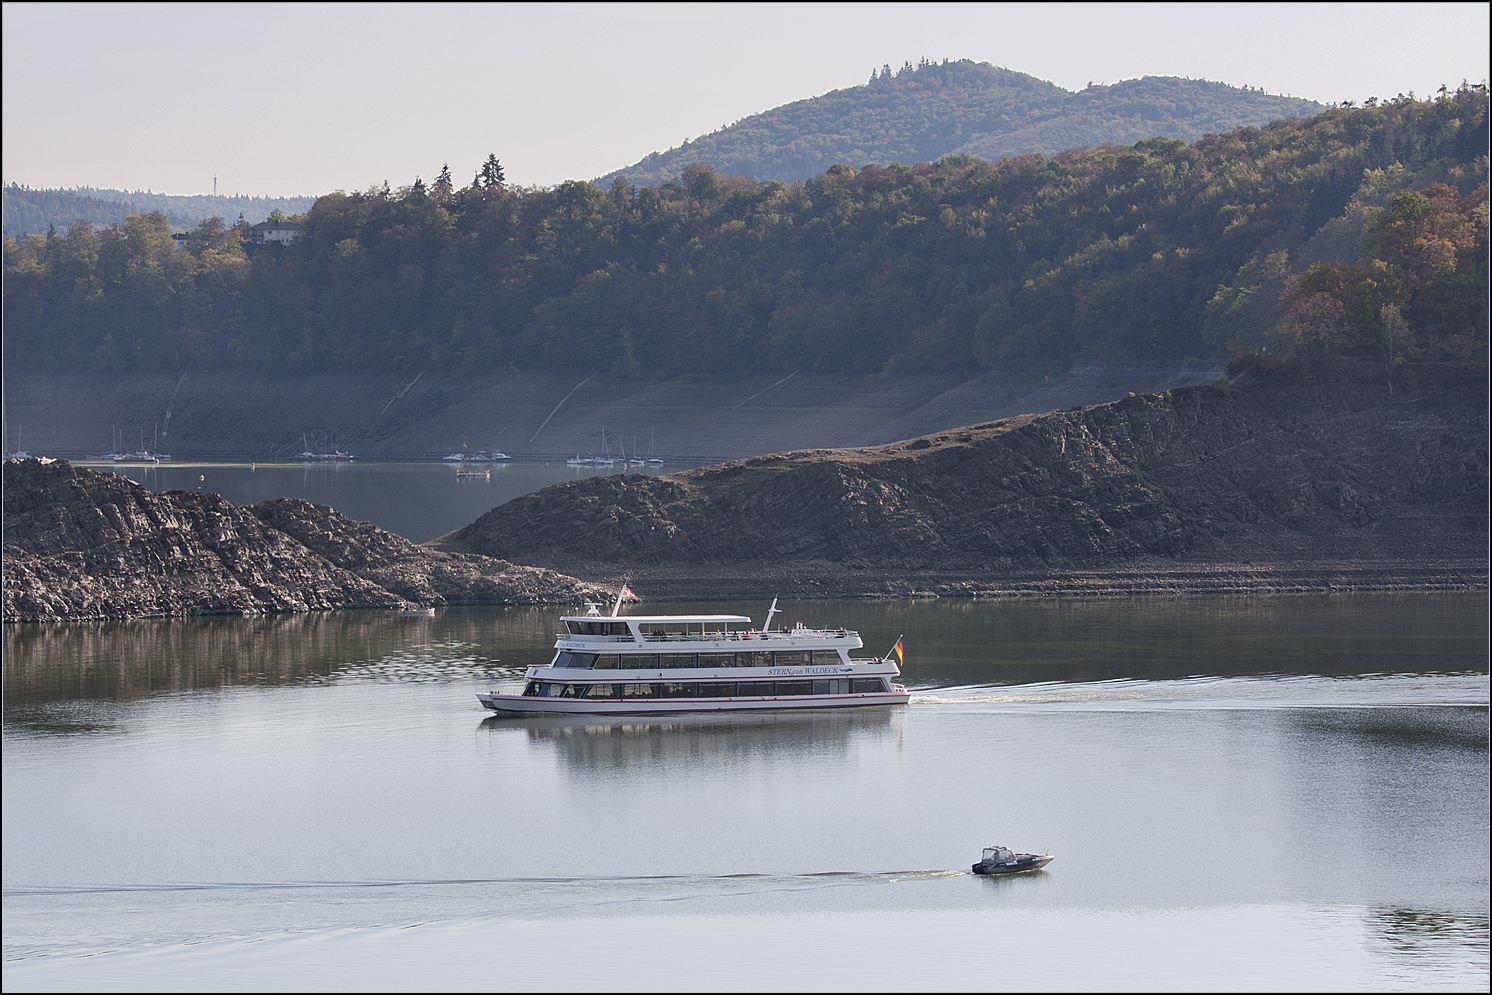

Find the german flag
[[892, 637, 904, 664]]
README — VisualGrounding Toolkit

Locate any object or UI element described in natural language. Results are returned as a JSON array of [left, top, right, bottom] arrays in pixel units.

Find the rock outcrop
[[2, 459, 599, 621], [251, 497, 600, 607], [431, 379, 1488, 594]]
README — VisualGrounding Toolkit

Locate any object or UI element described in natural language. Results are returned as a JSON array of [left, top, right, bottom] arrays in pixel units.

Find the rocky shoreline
[[555, 560, 1489, 602], [1, 458, 602, 622], [434, 377, 1489, 599], [4, 377, 1487, 621]]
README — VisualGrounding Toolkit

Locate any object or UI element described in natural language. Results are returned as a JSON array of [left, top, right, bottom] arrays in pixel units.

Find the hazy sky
[[3, 2, 1488, 196]]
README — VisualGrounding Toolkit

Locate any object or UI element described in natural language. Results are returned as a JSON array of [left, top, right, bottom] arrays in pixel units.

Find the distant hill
[[5, 90, 1485, 382], [1, 185, 316, 238], [602, 60, 1322, 185]]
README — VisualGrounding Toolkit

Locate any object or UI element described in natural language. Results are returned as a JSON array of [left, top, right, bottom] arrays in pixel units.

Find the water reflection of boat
[[484, 707, 895, 769], [972, 846, 1053, 875], [478, 592, 910, 716]]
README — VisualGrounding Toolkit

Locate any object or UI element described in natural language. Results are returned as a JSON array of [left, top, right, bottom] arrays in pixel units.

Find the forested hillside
[[1, 185, 316, 238], [3, 89, 1486, 381], [603, 61, 1321, 186]]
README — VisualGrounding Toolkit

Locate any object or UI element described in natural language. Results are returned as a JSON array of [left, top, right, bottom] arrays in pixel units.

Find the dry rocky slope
[[433, 378, 1489, 599], [2, 459, 600, 621]]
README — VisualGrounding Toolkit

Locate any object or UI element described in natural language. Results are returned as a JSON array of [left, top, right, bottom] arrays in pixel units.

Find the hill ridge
[[602, 60, 1322, 185]]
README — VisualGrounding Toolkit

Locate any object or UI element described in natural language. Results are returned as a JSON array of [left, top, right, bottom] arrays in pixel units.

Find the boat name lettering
[[767, 667, 855, 676]]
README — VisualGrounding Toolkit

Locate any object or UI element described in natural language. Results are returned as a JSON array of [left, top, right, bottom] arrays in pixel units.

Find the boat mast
[[763, 597, 780, 631]]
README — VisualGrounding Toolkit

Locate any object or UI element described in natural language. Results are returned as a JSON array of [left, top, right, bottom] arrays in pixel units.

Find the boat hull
[[478, 690, 909, 716], [971, 855, 1053, 875]]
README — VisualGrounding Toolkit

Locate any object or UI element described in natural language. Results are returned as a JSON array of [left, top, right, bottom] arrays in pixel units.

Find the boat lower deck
[[478, 689, 909, 716]]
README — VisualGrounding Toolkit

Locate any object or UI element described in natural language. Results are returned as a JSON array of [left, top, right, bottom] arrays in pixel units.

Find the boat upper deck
[[558, 614, 859, 646]]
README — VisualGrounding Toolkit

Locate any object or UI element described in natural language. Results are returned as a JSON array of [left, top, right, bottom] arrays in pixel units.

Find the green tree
[[431, 164, 454, 204], [479, 154, 505, 188]]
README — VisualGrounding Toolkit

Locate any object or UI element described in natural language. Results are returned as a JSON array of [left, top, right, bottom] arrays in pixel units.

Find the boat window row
[[564, 621, 634, 637], [522, 678, 889, 699], [553, 651, 845, 669]]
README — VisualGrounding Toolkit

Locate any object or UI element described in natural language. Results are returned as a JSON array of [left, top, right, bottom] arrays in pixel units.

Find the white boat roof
[[561, 614, 752, 624]]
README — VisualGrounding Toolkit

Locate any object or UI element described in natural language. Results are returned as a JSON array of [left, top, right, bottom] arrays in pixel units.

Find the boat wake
[[908, 673, 1490, 710]]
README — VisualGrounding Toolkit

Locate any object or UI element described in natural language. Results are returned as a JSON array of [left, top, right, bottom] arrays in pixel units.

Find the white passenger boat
[[478, 594, 910, 716]]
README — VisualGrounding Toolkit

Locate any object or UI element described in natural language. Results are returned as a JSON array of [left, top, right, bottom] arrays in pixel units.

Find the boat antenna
[[610, 580, 637, 618], [763, 596, 780, 631]]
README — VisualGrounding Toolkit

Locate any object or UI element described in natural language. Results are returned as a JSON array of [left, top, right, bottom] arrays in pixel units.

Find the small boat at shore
[[972, 846, 1053, 875]]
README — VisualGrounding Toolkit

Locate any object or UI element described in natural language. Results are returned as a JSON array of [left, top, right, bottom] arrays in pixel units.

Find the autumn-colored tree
[[3, 89, 1485, 378]]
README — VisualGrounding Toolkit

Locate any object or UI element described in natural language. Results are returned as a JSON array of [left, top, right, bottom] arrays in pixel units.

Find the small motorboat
[[972, 846, 1053, 875]]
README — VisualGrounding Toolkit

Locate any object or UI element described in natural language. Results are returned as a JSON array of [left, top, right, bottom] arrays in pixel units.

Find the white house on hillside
[[248, 220, 304, 246]]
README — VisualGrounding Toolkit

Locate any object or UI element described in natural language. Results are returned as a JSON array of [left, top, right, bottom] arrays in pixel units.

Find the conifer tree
[[479, 154, 506, 188], [431, 164, 454, 203]]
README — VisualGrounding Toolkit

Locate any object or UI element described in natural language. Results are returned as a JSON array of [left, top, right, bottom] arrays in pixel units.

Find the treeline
[[604, 60, 1321, 186], [3, 88, 1486, 380], [1, 185, 316, 238]]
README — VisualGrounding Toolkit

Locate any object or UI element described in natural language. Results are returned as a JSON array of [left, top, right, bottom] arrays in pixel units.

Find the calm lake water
[[3, 593, 1488, 992], [81, 460, 682, 543]]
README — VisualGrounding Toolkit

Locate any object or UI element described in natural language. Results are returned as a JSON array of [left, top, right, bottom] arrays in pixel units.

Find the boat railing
[[557, 630, 860, 643], [558, 629, 861, 643]]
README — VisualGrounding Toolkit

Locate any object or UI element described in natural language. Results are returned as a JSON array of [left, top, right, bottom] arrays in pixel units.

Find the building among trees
[[247, 220, 304, 245]]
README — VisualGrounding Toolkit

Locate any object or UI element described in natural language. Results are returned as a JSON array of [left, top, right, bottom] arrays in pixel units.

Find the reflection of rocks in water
[[494, 708, 897, 770], [1299, 708, 1490, 752], [1365, 907, 1491, 969], [3, 608, 549, 709]]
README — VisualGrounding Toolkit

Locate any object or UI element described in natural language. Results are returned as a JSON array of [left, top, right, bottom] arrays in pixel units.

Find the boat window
[[852, 678, 887, 693], [697, 682, 736, 698], [737, 682, 773, 696], [774, 652, 811, 667], [813, 651, 843, 665], [811, 681, 830, 695], [830, 679, 850, 694], [606, 622, 631, 637], [583, 684, 620, 699], [735, 652, 769, 668], [593, 654, 621, 669], [660, 653, 695, 668], [522, 681, 539, 696], [661, 682, 697, 698], [775, 681, 811, 696], [535, 682, 563, 697], [639, 622, 690, 640], [696, 653, 731, 669], [621, 683, 657, 699], [560, 684, 585, 698], [554, 652, 597, 669]]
